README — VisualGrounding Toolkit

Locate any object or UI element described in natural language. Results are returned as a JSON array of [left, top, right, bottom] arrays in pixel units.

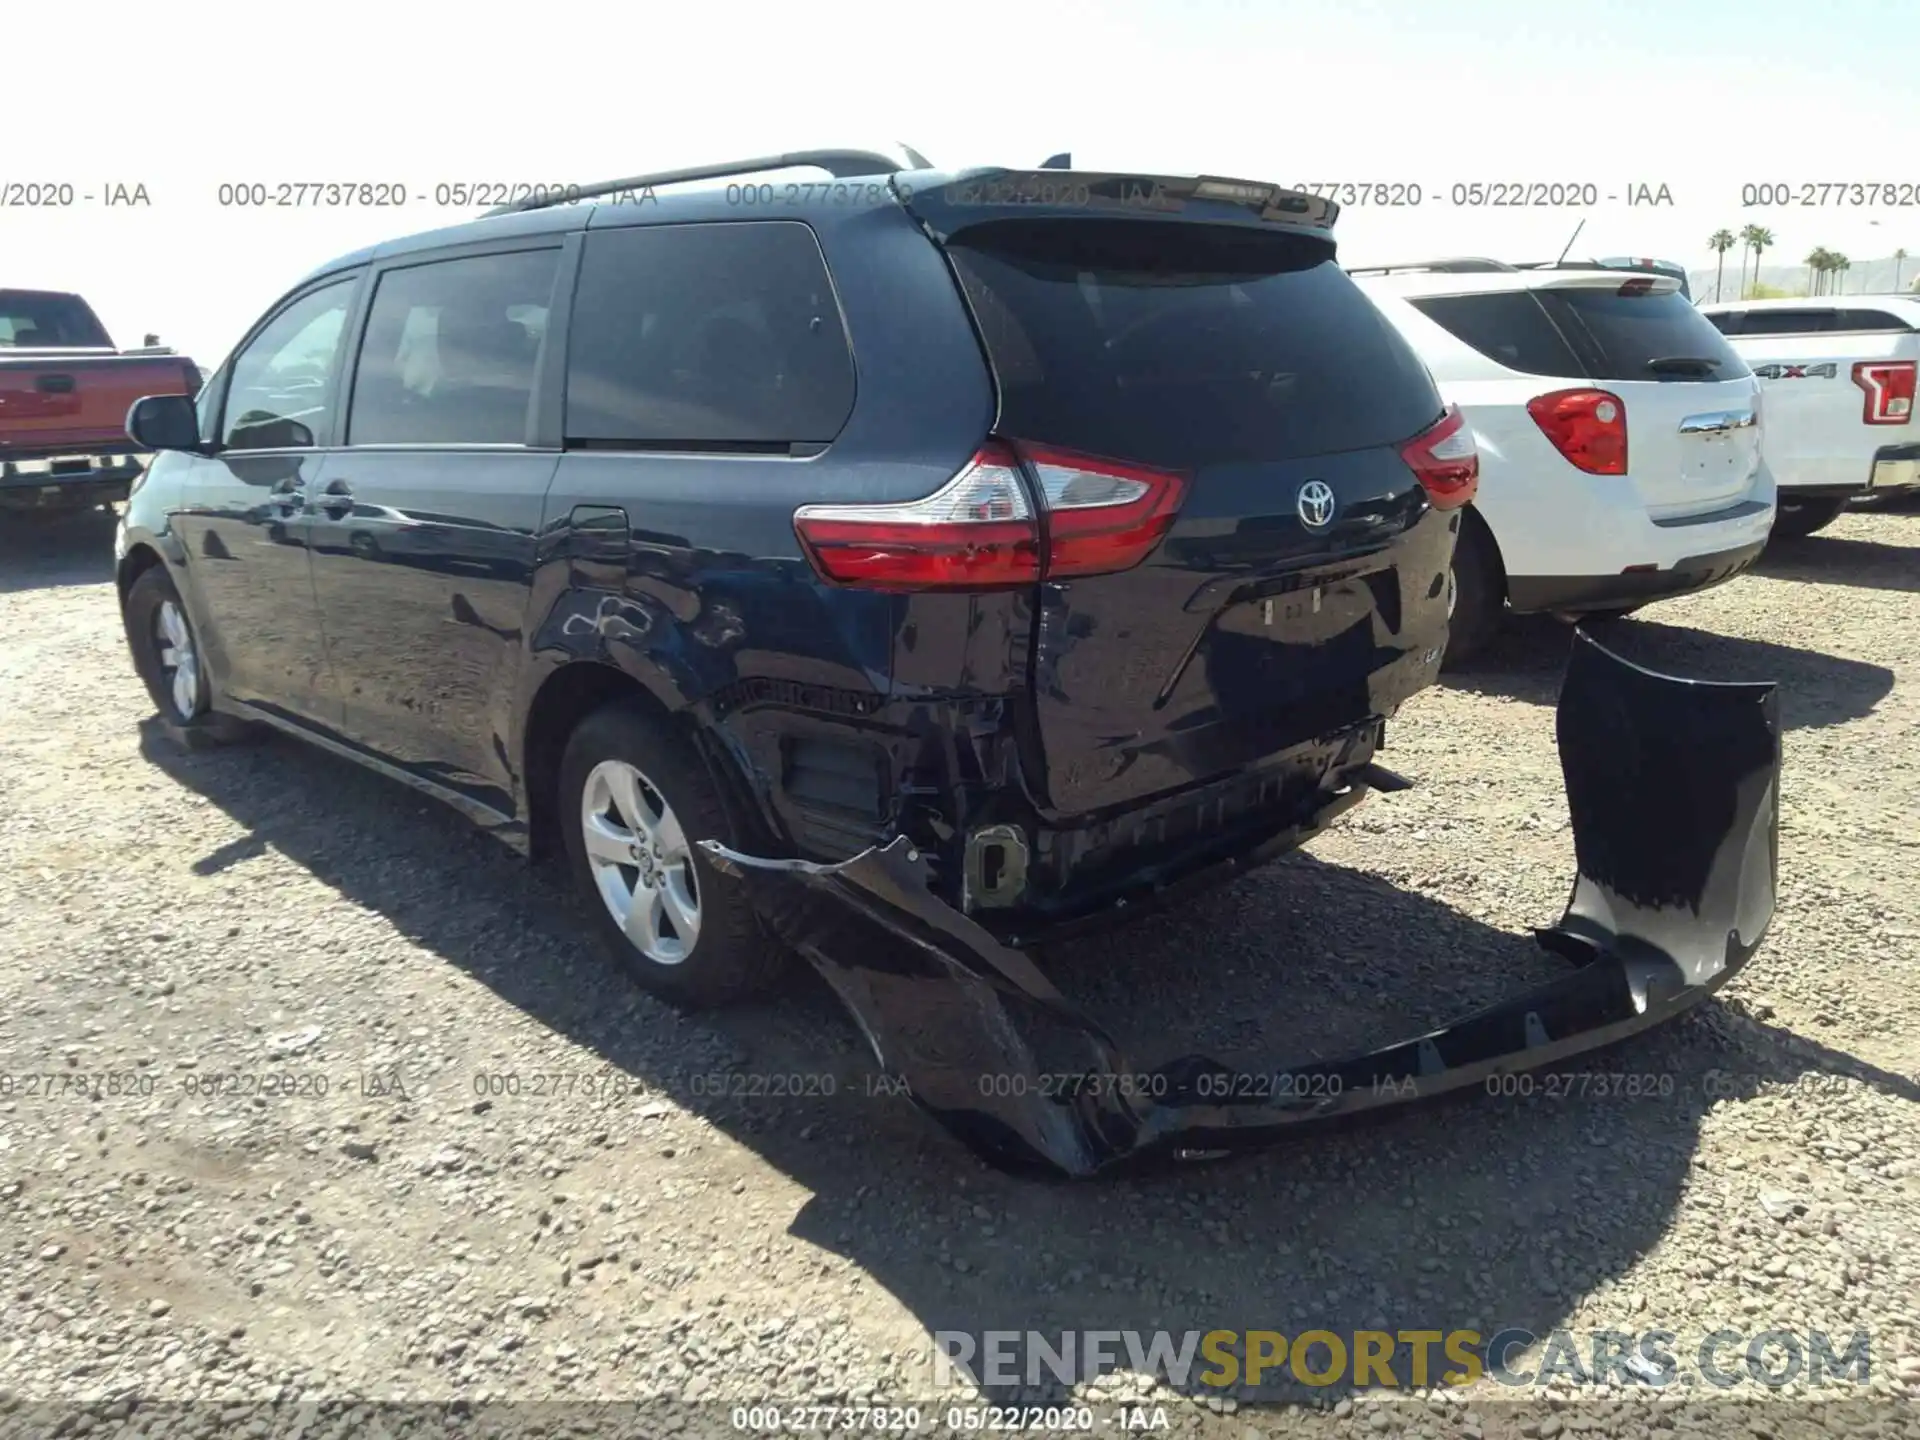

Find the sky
[[6, 0, 1918, 366]]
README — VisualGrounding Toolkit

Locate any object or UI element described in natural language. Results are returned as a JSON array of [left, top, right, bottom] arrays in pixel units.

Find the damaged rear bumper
[[702, 629, 1780, 1180]]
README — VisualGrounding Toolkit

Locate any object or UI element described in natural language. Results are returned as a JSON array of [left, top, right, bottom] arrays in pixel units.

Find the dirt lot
[[2, 502, 1917, 1440]]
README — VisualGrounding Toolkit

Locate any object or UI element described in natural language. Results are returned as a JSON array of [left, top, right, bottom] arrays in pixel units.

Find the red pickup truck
[[0, 288, 202, 515]]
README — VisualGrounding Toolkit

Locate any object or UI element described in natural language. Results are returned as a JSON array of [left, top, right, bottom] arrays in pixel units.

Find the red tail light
[[1853, 360, 1915, 425], [1398, 404, 1479, 509], [793, 443, 1040, 589], [1528, 388, 1628, 475], [793, 441, 1187, 591], [1017, 443, 1188, 578]]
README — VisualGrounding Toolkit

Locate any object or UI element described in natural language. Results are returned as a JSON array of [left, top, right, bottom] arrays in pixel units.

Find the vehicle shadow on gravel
[[1442, 614, 1894, 728], [0, 506, 118, 593], [136, 715, 1915, 1408], [1753, 535, 1920, 594]]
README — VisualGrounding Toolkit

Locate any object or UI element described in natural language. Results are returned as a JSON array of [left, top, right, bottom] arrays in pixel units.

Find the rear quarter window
[[564, 221, 856, 449], [1406, 291, 1586, 377], [944, 219, 1442, 468]]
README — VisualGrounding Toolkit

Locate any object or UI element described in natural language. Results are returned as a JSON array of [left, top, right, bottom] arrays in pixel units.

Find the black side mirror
[[126, 393, 200, 453]]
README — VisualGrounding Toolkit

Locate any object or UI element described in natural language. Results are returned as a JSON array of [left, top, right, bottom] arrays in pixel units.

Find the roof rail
[[1346, 257, 1520, 276], [482, 145, 934, 217]]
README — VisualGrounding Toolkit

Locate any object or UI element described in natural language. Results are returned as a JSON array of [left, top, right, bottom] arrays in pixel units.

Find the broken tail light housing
[[1398, 404, 1479, 509], [1852, 360, 1916, 425], [793, 440, 1188, 590], [1529, 388, 1629, 476]]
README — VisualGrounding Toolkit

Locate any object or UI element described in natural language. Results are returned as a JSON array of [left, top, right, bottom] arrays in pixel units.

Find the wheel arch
[[116, 542, 167, 609], [519, 661, 670, 863], [1458, 501, 1510, 600], [518, 655, 785, 867]]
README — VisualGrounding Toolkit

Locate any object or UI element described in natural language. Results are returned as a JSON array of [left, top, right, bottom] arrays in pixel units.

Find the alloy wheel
[[154, 599, 201, 720], [579, 758, 702, 965]]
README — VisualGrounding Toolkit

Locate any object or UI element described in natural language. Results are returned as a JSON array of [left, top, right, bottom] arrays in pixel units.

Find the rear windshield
[[1535, 287, 1750, 383], [944, 220, 1442, 468], [0, 291, 112, 348]]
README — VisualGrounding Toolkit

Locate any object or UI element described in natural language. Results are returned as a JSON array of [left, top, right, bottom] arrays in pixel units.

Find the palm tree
[[1740, 225, 1774, 297], [1895, 248, 1909, 292], [1810, 248, 1839, 295], [1804, 247, 1824, 295], [1709, 229, 1737, 301], [1830, 252, 1851, 295]]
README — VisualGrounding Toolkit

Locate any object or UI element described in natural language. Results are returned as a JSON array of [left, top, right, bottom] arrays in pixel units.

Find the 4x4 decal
[[1752, 361, 1839, 380]]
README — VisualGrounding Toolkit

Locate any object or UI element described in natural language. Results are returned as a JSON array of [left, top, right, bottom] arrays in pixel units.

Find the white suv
[[1352, 267, 1776, 663]]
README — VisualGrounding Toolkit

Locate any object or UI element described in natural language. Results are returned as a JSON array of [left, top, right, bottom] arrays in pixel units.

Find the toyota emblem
[[1296, 480, 1336, 529]]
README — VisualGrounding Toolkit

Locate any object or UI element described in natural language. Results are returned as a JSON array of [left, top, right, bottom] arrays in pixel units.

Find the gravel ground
[[2, 502, 1917, 1440]]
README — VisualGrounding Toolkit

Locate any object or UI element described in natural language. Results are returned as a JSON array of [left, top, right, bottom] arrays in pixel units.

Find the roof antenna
[[1039, 153, 1072, 169], [898, 143, 933, 169], [1555, 218, 1587, 265]]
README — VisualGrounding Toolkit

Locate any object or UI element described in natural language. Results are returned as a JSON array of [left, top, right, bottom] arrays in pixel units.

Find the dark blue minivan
[[117, 153, 1474, 1008]]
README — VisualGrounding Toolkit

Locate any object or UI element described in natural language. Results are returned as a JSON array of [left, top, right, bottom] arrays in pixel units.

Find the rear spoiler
[[1521, 257, 1692, 297], [901, 169, 1339, 240], [1346, 258, 1517, 276], [1352, 268, 1681, 297]]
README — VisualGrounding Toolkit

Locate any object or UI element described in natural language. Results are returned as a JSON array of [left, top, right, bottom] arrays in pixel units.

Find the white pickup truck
[[1698, 295, 1919, 537]]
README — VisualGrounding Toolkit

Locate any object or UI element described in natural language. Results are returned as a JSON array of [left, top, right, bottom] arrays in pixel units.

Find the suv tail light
[[1528, 388, 1628, 475], [1017, 443, 1188, 578], [1852, 360, 1915, 425], [1398, 404, 1479, 509], [793, 443, 1040, 589], [794, 441, 1187, 591]]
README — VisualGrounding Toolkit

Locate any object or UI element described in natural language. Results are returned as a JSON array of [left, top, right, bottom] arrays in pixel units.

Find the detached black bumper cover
[[702, 630, 1780, 1180]]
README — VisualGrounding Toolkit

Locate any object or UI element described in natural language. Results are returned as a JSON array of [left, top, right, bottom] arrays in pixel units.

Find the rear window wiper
[[1647, 356, 1721, 376]]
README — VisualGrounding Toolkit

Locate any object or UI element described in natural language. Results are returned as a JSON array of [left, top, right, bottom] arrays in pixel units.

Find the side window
[[1734, 309, 1832, 337], [565, 221, 856, 448], [348, 248, 560, 446], [1407, 291, 1586, 378], [221, 279, 357, 450]]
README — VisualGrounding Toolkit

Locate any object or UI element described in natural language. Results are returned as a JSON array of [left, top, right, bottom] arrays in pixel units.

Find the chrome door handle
[[317, 478, 354, 518]]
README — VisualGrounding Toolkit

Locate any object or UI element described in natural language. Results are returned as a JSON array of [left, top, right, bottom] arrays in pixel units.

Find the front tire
[[558, 701, 786, 1006], [1772, 496, 1845, 541], [123, 566, 251, 747]]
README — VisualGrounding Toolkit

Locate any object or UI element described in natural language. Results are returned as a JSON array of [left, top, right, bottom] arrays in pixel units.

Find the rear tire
[[1772, 496, 1845, 541], [1442, 514, 1503, 670], [558, 700, 787, 1007], [123, 566, 253, 748]]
